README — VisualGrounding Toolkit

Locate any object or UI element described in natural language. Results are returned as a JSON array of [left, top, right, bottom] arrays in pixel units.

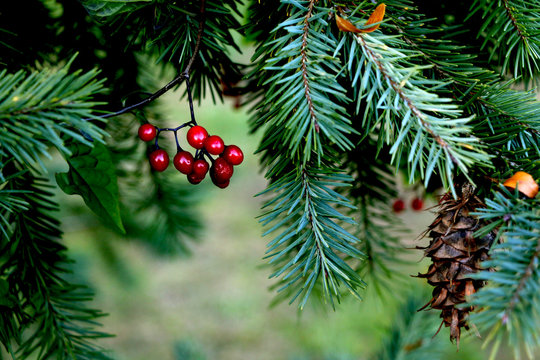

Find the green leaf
[[81, 0, 152, 17], [56, 142, 125, 234]]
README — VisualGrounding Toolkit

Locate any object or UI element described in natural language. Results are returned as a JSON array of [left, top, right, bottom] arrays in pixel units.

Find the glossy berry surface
[[213, 178, 230, 189], [187, 173, 204, 184], [173, 151, 194, 174], [222, 145, 244, 165], [186, 126, 208, 149], [149, 149, 169, 172], [212, 157, 234, 183], [411, 197, 424, 211], [392, 199, 405, 213], [138, 123, 157, 142], [204, 135, 225, 155], [192, 159, 209, 177]]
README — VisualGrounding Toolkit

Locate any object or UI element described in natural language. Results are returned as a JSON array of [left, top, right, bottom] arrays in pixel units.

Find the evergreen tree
[[0, 0, 538, 359]]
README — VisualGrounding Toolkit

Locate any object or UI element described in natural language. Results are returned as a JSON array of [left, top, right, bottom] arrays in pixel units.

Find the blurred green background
[[50, 87, 508, 360]]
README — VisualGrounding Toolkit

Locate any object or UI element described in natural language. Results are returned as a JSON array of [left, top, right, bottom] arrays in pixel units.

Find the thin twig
[[502, 0, 527, 41], [95, 0, 206, 120], [301, 0, 319, 133]]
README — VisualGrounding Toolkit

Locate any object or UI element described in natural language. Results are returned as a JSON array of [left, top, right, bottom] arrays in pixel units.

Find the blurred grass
[[57, 84, 501, 360]]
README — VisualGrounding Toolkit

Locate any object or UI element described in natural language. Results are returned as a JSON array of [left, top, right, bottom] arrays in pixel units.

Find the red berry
[[213, 179, 230, 189], [138, 123, 157, 142], [222, 145, 244, 166], [411, 197, 424, 211], [204, 135, 225, 155], [187, 173, 204, 185], [149, 149, 169, 172], [173, 151, 194, 174], [392, 199, 405, 213], [192, 159, 209, 177], [186, 126, 208, 149], [211, 157, 234, 183]]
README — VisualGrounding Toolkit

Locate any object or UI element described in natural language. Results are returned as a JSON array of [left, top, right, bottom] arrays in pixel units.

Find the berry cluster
[[138, 123, 243, 188], [137, 75, 243, 188]]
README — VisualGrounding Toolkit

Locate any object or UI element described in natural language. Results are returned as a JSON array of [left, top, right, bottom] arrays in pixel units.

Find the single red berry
[[211, 157, 234, 183], [213, 179, 230, 189], [411, 197, 424, 211], [173, 151, 194, 174], [149, 149, 169, 172], [204, 135, 225, 155], [187, 173, 204, 185], [222, 145, 244, 166], [392, 199, 405, 213], [138, 123, 157, 142], [186, 126, 208, 149], [192, 159, 209, 177]]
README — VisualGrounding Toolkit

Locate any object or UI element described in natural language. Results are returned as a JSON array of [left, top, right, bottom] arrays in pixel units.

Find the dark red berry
[[392, 199, 405, 213], [187, 173, 204, 185], [204, 135, 225, 155], [192, 159, 209, 177], [173, 151, 194, 174], [222, 145, 244, 166], [149, 149, 169, 172], [411, 197, 424, 211], [214, 179, 230, 189], [212, 157, 234, 183], [138, 123, 157, 142], [186, 126, 208, 149]]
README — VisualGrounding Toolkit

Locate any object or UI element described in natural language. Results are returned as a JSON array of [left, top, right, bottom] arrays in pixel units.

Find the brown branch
[[502, 0, 527, 42], [96, 0, 206, 120], [501, 237, 540, 324], [355, 34, 451, 151], [301, 0, 319, 133]]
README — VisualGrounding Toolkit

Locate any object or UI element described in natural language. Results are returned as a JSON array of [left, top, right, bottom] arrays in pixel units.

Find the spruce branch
[[0, 171, 111, 359], [469, 187, 540, 359], [260, 165, 365, 309], [344, 28, 490, 190], [0, 58, 107, 174], [469, 0, 540, 82]]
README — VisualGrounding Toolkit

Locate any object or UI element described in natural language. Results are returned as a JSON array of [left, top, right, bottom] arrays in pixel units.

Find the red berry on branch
[[222, 145, 244, 165], [204, 135, 225, 155], [138, 123, 157, 142], [149, 149, 169, 172], [212, 157, 234, 183], [173, 151, 194, 174], [187, 173, 204, 185], [187, 126, 208, 149], [192, 159, 209, 178], [392, 199, 405, 213], [411, 197, 424, 211]]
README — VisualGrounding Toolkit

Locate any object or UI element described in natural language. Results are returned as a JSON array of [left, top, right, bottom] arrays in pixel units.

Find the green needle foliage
[[1, 0, 539, 358], [469, 0, 540, 84], [0, 172, 111, 359], [0, 58, 107, 176], [469, 187, 540, 360]]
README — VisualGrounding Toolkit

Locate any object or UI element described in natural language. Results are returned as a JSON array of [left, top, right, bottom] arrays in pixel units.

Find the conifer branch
[[501, 0, 527, 42]]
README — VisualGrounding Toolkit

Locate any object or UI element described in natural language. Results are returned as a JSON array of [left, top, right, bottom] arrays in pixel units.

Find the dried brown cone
[[416, 183, 497, 346]]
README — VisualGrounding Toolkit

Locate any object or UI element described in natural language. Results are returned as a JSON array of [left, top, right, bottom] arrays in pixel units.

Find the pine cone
[[416, 183, 497, 345]]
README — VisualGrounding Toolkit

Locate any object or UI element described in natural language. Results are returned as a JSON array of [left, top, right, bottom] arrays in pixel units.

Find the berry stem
[[173, 130, 182, 152], [185, 75, 198, 125]]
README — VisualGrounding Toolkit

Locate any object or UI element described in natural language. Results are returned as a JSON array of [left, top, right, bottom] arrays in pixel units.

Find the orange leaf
[[336, 15, 362, 33], [503, 171, 539, 198], [336, 4, 386, 34], [362, 4, 386, 33]]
